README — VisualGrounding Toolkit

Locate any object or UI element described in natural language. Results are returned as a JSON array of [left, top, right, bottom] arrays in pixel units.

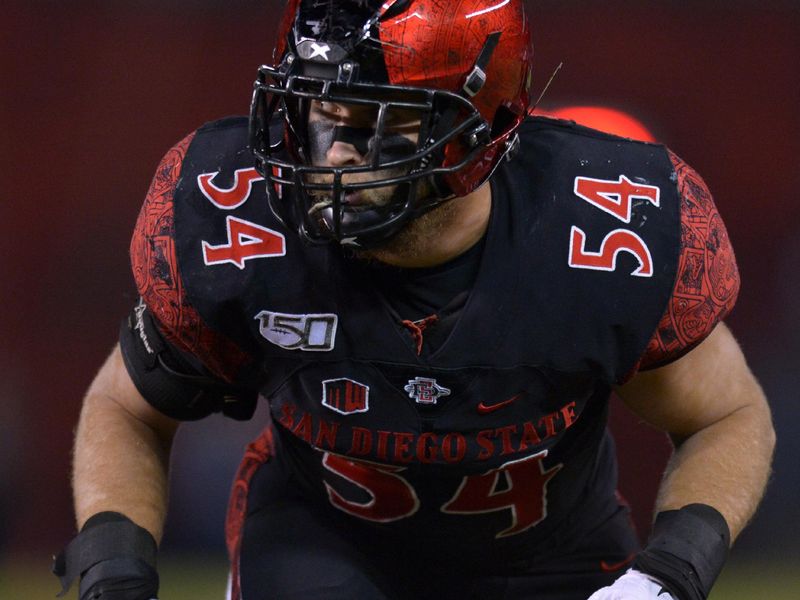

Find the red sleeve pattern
[[130, 133, 251, 383], [636, 151, 740, 370]]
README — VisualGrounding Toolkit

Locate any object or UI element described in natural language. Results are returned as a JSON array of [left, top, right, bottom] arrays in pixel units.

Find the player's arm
[[611, 322, 773, 600], [51, 344, 176, 600], [73, 343, 178, 541], [617, 322, 773, 543], [589, 326, 774, 600], [56, 315, 257, 600], [54, 131, 258, 599]]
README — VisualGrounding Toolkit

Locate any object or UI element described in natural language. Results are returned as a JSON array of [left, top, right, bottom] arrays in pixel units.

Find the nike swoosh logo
[[599, 553, 635, 572], [477, 393, 524, 414]]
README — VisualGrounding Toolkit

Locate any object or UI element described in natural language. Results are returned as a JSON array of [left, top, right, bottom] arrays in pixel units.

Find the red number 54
[[322, 451, 561, 539], [568, 175, 660, 277]]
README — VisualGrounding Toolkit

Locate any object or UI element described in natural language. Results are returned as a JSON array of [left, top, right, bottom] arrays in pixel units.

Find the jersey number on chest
[[322, 451, 562, 539]]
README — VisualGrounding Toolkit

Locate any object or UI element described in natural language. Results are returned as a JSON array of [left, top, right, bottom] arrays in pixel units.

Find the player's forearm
[[73, 389, 175, 543], [655, 393, 774, 542]]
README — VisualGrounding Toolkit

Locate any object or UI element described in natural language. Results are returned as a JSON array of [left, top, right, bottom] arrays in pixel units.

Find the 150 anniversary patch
[[255, 310, 338, 351]]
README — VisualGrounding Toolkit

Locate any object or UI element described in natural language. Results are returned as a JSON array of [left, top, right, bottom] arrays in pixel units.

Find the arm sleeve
[[635, 150, 740, 372], [121, 132, 258, 420]]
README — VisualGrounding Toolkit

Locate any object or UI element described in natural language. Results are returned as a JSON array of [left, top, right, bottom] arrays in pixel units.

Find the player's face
[[304, 99, 429, 209]]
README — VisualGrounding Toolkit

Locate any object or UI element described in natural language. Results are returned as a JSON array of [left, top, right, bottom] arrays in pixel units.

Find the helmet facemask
[[251, 61, 489, 247]]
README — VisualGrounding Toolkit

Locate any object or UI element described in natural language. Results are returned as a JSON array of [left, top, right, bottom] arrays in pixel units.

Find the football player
[[54, 1, 774, 599]]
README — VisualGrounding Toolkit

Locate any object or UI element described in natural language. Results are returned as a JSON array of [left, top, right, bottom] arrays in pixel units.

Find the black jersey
[[120, 116, 738, 562]]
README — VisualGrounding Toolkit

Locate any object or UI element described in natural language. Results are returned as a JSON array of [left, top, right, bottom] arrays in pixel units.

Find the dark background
[[2, 0, 798, 571]]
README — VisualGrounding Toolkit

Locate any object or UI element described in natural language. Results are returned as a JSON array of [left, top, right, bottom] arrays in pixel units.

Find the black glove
[[53, 512, 159, 600]]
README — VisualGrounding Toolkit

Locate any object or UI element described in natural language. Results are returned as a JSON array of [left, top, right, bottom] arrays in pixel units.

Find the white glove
[[587, 569, 676, 600]]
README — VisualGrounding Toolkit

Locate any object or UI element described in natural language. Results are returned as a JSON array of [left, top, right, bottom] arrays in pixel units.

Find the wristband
[[633, 504, 730, 600], [52, 512, 158, 597]]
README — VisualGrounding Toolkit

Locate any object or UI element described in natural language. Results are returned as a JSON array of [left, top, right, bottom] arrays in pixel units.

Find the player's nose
[[325, 140, 366, 167]]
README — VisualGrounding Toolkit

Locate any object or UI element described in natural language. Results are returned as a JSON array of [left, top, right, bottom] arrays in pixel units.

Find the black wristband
[[633, 504, 730, 600], [52, 512, 158, 597]]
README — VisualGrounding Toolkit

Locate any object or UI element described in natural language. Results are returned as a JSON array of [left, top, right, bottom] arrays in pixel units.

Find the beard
[[355, 197, 458, 265], [305, 168, 452, 264]]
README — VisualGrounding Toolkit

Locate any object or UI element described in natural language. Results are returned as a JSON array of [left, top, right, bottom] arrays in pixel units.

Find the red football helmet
[[250, 0, 533, 247]]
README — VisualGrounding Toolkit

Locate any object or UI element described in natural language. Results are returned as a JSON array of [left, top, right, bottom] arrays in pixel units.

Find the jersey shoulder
[[129, 117, 254, 382], [519, 114, 662, 147], [637, 150, 740, 370], [486, 117, 680, 382], [517, 117, 739, 372]]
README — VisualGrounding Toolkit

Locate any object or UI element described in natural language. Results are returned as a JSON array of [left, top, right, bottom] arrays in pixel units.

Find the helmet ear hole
[[490, 105, 521, 139]]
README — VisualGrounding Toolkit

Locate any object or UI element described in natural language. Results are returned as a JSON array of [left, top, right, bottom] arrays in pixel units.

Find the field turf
[[2, 554, 797, 599]]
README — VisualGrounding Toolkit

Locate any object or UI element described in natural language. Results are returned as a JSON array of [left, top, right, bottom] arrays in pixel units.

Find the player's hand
[[587, 569, 675, 599], [78, 556, 159, 600]]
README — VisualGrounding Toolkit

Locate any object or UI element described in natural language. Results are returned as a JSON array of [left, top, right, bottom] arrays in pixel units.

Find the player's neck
[[362, 183, 492, 269]]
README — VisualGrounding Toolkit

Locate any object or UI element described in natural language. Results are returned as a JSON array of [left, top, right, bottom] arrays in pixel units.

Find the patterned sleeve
[[635, 150, 740, 371], [129, 132, 252, 384]]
